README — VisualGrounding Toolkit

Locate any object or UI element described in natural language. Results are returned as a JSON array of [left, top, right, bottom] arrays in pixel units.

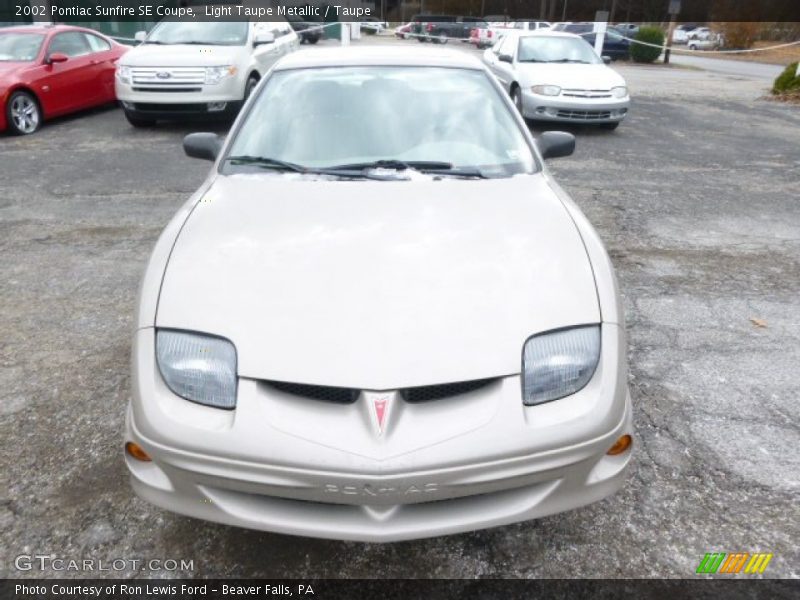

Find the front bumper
[[115, 74, 245, 120], [127, 325, 632, 542], [521, 91, 630, 123]]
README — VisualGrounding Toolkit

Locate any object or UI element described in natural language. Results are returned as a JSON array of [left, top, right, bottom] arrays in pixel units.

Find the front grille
[[263, 378, 498, 404], [133, 103, 207, 113], [561, 89, 613, 99], [131, 67, 206, 90], [557, 109, 612, 120], [266, 381, 359, 404], [401, 378, 496, 403]]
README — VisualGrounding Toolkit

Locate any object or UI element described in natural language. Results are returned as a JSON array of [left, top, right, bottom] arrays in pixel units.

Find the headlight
[[156, 330, 237, 409], [531, 84, 561, 96], [611, 86, 628, 98], [522, 325, 600, 405], [205, 65, 237, 85], [116, 65, 131, 84]]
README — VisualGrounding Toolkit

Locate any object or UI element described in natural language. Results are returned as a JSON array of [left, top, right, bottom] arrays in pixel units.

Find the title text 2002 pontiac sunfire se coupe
[[126, 46, 633, 542]]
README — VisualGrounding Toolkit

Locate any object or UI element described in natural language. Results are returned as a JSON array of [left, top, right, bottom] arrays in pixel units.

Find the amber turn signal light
[[125, 441, 152, 462], [606, 434, 632, 456]]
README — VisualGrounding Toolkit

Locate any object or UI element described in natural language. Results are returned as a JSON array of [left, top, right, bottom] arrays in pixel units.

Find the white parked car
[[125, 46, 633, 542], [115, 17, 298, 126], [472, 20, 551, 49], [483, 30, 630, 129], [672, 24, 698, 44], [688, 35, 722, 51], [686, 26, 711, 40]]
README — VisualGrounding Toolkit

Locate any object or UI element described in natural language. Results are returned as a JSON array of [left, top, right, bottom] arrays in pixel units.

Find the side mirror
[[499, 53, 513, 63], [254, 31, 276, 46], [47, 52, 68, 64], [602, 55, 612, 64], [134, 31, 147, 43], [536, 131, 575, 160], [183, 132, 223, 162]]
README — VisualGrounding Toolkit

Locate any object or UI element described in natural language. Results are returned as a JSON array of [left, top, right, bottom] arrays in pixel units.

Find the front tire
[[6, 90, 41, 135], [434, 31, 448, 44], [124, 109, 155, 128], [511, 86, 524, 115], [245, 75, 260, 100]]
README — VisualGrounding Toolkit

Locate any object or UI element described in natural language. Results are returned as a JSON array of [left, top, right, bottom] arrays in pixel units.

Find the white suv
[[116, 18, 298, 126]]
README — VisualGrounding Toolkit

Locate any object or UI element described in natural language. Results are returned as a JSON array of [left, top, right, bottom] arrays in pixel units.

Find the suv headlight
[[116, 65, 131, 84], [156, 330, 237, 409], [531, 84, 561, 96], [611, 86, 628, 98], [205, 65, 237, 85], [522, 325, 600, 405]]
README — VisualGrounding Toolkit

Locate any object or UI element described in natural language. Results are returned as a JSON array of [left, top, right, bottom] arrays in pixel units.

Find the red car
[[0, 24, 128, 135]]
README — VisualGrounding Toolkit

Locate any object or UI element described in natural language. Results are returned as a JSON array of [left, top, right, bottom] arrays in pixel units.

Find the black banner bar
[[2, 579, 800, 600], [1, 0, 799, 24]]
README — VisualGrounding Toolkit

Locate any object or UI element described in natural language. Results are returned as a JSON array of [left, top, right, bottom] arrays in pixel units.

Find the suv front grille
[[131, 67, 206, 90], [263, 378, 498, 404]]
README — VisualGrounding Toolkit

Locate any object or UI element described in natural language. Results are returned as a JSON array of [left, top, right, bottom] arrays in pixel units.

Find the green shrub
[[631, 26, 665, 63], [772, 62, 800, 94]]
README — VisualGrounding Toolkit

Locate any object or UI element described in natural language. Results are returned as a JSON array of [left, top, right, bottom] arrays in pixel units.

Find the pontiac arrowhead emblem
[[367, 393, 394, 436]]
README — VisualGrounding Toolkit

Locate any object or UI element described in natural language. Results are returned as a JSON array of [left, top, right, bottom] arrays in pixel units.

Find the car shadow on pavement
[[527, 121, 621, 137]]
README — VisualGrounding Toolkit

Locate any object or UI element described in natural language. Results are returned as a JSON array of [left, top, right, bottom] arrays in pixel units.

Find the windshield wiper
[[545, 59, 589, 63], [224, 155, 390, 180], [423, 167, 488, 179], [227, 155, 308, 173], [325, 159, 454, 171], [326, 159, 487, 179]]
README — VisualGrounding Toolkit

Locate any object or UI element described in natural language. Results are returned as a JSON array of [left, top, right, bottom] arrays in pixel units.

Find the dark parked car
[[288, 16, 324, 44], [411, 15, 487, 44], [553, 23, 630, 60]]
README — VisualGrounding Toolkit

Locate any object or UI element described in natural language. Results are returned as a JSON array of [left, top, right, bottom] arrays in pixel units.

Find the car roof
[[0, 23, 98, 35], [274, 46, 484, 70]]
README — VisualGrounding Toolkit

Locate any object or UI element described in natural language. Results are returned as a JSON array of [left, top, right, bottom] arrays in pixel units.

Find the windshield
[[518, 36, 601, 63], [146, 21, 248, 45], [225, 66, 536, 178], [0, 33, 45, 62]]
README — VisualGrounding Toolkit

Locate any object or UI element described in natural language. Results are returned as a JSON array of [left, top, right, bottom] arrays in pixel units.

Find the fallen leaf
[[750, 318, 768, 328]]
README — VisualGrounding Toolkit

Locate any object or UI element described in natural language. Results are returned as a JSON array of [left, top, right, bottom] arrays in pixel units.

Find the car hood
[[120, 43, 244, 67], [0, 62, 26, 78], [156, 174, 600, 389], [517, 63, 625, 89]]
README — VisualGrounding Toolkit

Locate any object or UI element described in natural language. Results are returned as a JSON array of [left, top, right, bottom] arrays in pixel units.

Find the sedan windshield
[[226, 66, 537, 178], [146, 21, 248, 45], [518, 36, 601, 64], [0, 33, 45, 61]]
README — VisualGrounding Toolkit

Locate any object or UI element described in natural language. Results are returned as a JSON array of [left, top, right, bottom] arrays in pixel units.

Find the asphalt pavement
[[1, 38, 799, 579]]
